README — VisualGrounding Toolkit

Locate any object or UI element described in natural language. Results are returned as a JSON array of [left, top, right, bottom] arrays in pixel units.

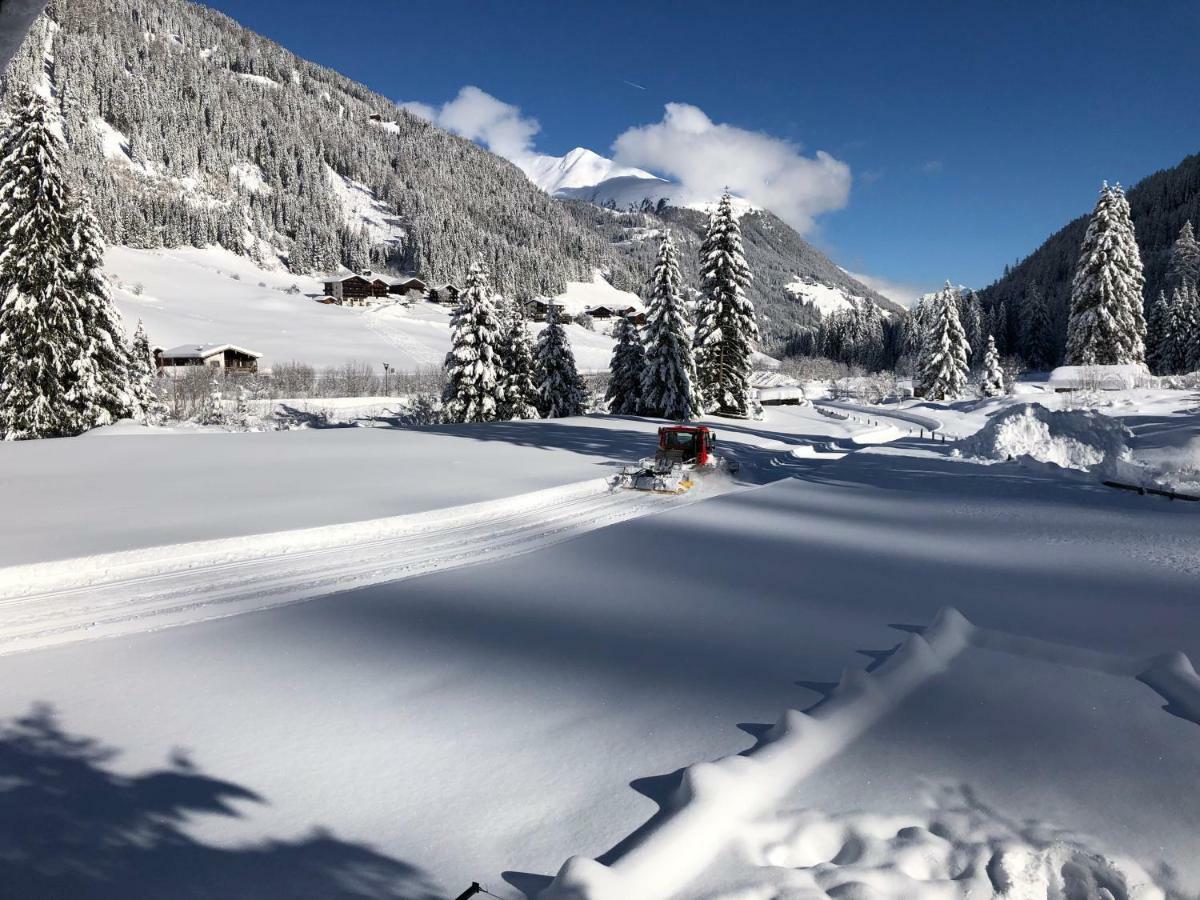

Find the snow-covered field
[[105, 246, 627, 372], [1, 394, 1198, 899]]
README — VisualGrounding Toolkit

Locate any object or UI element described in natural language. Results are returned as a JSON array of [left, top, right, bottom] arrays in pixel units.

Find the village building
[[527, 298, 567, 322], [156, 343, 262, 374], [320, 272, 430, 306], [427, 283, 461, 306]]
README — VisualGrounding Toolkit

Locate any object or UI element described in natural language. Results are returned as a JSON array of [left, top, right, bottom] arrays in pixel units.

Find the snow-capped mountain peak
[[518, 147, 657, 195]]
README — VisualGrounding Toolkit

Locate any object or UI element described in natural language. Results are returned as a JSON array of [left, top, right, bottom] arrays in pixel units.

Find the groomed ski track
[[0, 476, 723, 656]]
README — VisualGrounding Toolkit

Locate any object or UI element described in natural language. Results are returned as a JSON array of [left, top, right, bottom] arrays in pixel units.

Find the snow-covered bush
[[959, 404, 1131, 473], [398, 394, 444, 427]]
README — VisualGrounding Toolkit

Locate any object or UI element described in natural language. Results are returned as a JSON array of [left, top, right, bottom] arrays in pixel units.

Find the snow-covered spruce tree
[[65, 198, 136, 426], [1146, 290, 1172, 375], [442, 261, 504, 423], [499, 313, 540, 420], [1166, 220, 1200, 294], [979, 335, 1005, 397], [918, 283, 971, 400], [0, 90, 94, 439], [1181, 283, 1200, 373], [1020, 282, 1056, 370], [694, 193, 758, 417], [642, 231, 703, 420], [1064, 183, 1146, 366], [960, 291, 984, 367], [128, 319, 167, 423], [533, 301, 586, 418], [606, 314, 645, 415]]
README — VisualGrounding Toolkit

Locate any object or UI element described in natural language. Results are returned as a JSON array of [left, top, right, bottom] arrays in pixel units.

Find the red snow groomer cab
[[618, 425, 726, 493]]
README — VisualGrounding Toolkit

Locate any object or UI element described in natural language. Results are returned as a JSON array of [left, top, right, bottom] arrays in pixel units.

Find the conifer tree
[[960, 291, 984, 367], [66, 199, 135, 426], [442, 260, 504, 423], [1181, 283, 1200, 373], [1020, 282, 1056, 370], [694, 192, 758, 417], [1146, 290, 1172, 375], [642, 232, 703, 420], [1064, 183, 1146, 366], [979, 335, 1005, 397], [606, 314, 645, 415], [0, 90, 93, 439], [533, 301, 586, 418], [127, 319, 167, 423], [918, 283, 971, 400], [498, 313, 539, 420], [1166, 221, 1200, 294]]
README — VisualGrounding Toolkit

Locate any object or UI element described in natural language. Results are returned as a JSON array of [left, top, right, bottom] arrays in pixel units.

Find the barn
[[156, 344, 262, 373]]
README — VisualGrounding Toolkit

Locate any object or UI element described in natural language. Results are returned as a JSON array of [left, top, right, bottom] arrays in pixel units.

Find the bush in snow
[[1064, 183, 1146, 366], [398, 393, 444, 427], [533, 303, 587, 418], [959, 404, 1131, 473]]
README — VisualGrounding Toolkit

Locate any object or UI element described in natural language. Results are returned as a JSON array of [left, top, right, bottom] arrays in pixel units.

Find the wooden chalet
[[156, 343, 262, 374], [584, 305, 617, 319], [387, 276, 427, 297], [428, 283, 461, 306], [527, 298, 567, 322], [321, 274, 388, 304], [619, 307, 647, 326]]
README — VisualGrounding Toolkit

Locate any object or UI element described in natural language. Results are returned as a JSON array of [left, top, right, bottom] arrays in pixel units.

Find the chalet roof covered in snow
[[159, 343, 262, 360], [1047, 364, 1149, 391]]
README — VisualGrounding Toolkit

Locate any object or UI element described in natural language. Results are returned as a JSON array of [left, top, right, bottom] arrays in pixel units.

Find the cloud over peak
[[611, 102, 852, 234]]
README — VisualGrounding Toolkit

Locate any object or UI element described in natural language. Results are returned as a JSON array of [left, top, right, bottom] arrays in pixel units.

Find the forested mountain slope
[[1, 0, 634, 298], [571, 202, 903, 345], [982, 153, 1200, 343], [1, 0, 899, 352]]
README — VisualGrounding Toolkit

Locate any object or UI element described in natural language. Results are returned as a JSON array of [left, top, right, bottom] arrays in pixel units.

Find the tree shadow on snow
[[0, 704, 440, 899]]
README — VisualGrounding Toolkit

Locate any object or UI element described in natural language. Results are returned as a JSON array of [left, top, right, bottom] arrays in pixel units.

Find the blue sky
[[203, 0, 1200, 303]]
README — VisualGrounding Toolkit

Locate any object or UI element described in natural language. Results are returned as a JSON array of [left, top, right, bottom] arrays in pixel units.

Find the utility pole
[[382, 362, 391, 395]]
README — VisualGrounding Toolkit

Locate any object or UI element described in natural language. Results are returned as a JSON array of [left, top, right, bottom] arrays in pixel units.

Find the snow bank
[[541, 608, 974, 900], [959, 404, 1131, 473]]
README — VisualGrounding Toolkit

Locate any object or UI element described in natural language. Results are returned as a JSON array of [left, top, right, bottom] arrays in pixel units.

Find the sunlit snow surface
[[1, 400, 1199, 898]]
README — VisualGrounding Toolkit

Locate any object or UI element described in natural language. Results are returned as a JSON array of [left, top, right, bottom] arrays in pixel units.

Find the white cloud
[[610, 103, 851, 234], [398, 86, 540, 162], [921, 159, 944, 175], [843, 270, 929, 308]]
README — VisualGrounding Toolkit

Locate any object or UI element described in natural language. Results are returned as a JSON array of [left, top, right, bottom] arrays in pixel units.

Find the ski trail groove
[[0, 478, 707, 656]]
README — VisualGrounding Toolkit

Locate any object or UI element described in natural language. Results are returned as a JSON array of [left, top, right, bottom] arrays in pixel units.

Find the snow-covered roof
[[159, 343, 263, 360], [1047, 364, 1149, 391]]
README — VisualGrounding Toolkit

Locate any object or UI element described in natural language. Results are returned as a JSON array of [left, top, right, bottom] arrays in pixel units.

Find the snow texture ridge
[[540, 607, 1200, 900], [0, 475, 735, 655], [540, 608, 974, 900]]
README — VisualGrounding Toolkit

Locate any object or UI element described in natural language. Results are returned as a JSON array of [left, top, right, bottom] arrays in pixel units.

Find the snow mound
[[959, 404, 1131, 473], [734, 792, 1168, 900]]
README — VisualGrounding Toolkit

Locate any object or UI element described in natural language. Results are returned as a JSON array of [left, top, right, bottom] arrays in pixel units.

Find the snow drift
[[959, 404, 1131, 473]]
